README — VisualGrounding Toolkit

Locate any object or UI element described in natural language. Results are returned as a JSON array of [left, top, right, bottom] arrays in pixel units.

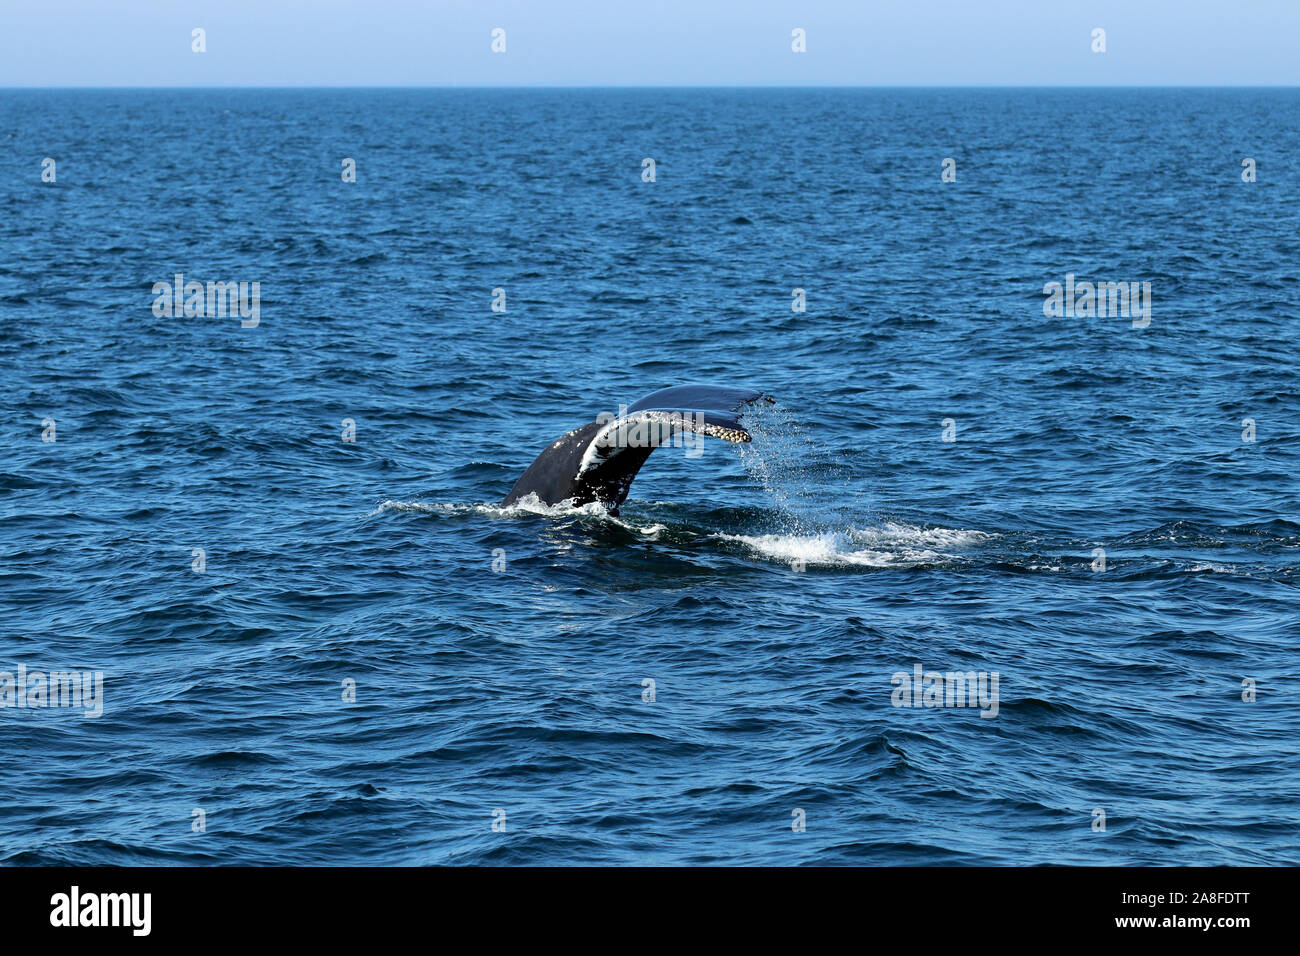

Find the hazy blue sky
[[1, 0, 1297, 87]]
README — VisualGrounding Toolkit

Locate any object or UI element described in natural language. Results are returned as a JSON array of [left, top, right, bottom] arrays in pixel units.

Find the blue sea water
[[1, 88, 1297, 865]]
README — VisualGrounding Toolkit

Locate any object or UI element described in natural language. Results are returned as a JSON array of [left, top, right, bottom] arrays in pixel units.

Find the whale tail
[[501, 385, 772, 512]]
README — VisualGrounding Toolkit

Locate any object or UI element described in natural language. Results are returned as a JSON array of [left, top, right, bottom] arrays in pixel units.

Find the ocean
[[1, 87, 1297, 864]]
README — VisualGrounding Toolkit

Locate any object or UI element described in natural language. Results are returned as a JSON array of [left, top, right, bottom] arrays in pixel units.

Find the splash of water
[[737, 400, 854, 535], [730, 402, 992, 566]]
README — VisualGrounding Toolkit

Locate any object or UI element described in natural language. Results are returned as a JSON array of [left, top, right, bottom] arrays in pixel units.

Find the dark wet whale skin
[[500, 385, 764, 511]]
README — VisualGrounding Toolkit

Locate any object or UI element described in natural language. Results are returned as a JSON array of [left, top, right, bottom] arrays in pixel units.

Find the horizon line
[[2, 83, 1298, 91]]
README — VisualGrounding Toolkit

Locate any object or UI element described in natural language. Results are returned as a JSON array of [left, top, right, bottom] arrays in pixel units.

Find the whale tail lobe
[[500, 385, 771, 512]]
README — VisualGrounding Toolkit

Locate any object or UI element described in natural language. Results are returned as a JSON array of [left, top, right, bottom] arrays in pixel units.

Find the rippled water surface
[[1, 89, 1297, 864]]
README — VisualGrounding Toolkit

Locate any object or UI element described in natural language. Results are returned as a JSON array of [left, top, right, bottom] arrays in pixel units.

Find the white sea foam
[[368, 495, 667, 535], [1186, 562, 1244, 574], [370, 500, 986, 566], [366, 499, 465, 517], [716, 522, 993, 567]]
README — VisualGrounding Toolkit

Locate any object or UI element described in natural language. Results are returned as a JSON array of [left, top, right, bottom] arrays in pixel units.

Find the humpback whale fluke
[[501, 385, 771, 513]]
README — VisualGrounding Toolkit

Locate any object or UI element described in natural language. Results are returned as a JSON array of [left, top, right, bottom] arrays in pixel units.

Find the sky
[[0, 0, 1297, 87]]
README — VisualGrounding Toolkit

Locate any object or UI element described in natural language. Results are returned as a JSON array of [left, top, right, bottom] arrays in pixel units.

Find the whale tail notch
[[500, 385, 771, 513]]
